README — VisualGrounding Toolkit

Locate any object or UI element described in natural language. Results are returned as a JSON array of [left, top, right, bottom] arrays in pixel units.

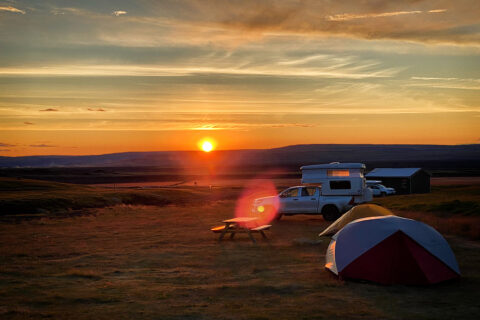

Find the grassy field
[[0, 177, 479, 319], [374, 184, 480, 240], [0, 177, 241, 220]]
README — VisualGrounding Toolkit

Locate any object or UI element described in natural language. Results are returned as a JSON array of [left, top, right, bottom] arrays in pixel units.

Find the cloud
[[87, 108, 106, 112], [113, 10, 127, 16], [51, 9, 65, 15], [409, 76, 480, 90], [0, 149, 11, 152], [162, 1, 477, 46], [0, 6, 25, 14], [40, 108, 59, 112], [1, 2, 475, 49], [326, 9, 447, 21], [270, 123, 315, 128], [24, 121, 34, 125], [326, 10, 423, 21], [0, 142, 15, 147], [189, 122, 316, 131], [0, 62, 402, 79], [29, 144, 55, 148]]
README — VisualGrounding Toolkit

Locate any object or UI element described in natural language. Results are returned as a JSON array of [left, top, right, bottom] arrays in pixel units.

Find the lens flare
[[235, 178, 279, 228]]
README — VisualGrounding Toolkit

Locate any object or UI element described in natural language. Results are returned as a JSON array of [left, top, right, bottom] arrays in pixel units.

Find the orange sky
[[1, 1, 479, 156]]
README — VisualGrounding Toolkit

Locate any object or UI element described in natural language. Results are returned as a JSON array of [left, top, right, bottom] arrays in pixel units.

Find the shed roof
[[366, 168, 424, 178], [301, 162, 366, 170]]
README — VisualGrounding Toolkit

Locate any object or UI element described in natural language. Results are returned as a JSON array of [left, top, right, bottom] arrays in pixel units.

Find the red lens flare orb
[[234, 178, 279, 228]]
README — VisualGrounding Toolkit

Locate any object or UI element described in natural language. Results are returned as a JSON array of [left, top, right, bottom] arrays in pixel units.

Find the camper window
[[327, 169, 350, 177], [330, 180, 351, 190]]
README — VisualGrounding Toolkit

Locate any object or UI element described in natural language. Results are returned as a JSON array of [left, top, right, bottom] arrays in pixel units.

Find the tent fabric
[[319, 204, 393, 237], [325, 216, 460, 285]]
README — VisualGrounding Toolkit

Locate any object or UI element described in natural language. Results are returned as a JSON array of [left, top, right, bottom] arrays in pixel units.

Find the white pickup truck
[[252, 163, 373, 221], [366, 180, 396, 197]]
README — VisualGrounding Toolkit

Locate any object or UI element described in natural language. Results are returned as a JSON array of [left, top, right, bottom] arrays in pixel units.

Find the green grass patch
[[0, 177, 242, 218], [374, 185, 480, 216]]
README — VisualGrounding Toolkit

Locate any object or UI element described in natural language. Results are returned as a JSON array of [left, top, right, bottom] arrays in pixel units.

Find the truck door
[[297, 187, 319, 213], [280, 187, 300, 213]]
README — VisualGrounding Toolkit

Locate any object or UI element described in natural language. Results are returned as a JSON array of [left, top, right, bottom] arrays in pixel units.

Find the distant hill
[[1, 144, 480, 169]]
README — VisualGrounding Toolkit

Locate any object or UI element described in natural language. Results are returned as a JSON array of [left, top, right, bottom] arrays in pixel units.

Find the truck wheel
[[322, 205, 340, 221], [381, 192, 386, 197], [275, 213, 283, 221]]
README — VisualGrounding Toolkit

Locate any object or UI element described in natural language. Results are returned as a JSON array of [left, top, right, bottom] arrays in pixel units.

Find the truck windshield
[[282, 188, 299, 197]]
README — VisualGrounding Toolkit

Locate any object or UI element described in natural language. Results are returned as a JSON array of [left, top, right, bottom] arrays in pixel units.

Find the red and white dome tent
[[325, 216, 460, 285]]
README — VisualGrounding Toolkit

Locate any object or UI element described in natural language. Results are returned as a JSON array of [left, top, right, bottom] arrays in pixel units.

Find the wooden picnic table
[[211, 217, 271, 243]]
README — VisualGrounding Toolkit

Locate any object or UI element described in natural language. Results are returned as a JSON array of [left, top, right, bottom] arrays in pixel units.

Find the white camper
[[252, 162, 373, 221], [301, 162, 372, 200]]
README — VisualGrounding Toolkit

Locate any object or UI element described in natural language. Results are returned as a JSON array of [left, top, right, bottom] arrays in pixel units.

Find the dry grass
[[373, 184, 480, 216], [1, 201, 479, 319], [1, 177, 479, 319], [373, 183, 480, 240], [394, 211, 480, 240], [0, 177, 241, 219]]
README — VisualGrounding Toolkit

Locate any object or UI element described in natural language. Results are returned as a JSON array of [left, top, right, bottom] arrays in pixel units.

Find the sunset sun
[[201, 140, 214, 152]]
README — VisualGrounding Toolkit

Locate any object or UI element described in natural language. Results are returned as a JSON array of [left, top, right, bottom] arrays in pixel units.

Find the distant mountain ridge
[[1, 144, 480, 168]]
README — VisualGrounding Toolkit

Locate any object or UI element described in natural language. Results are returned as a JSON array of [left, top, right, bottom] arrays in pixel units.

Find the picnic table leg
[[259, 230, 267, 239], [230, 223, 239, 239], [246, 229, 256, 243], [219, 223, 230, 241]]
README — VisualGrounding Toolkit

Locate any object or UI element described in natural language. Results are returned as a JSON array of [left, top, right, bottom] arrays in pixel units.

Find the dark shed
[[365, 168, 430, 194]]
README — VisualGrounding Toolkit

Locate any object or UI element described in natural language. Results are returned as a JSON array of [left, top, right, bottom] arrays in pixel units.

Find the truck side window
[[301, 187, 316, 196], [330, 181, 351, 190], [283, 188, 299, 197]]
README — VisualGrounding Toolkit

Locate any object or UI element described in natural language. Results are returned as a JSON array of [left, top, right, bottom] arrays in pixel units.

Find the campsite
[[1, 174, 479, 319], [1, 0, 480, 318]]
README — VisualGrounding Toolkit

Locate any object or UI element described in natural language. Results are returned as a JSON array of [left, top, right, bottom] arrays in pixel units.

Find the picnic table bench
[[211, 217, 271, 243]]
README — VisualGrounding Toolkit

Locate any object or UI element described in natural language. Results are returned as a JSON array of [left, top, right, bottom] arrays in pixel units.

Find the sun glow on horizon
[[202, 141, 213, 152], [198, 139, 215, 152]]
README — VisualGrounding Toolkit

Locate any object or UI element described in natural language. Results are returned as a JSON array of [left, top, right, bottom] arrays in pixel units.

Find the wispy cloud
[[0, 62, 401, 79], [24, 121, 34, 125], [113, 10, 127, 16], [189, 122, 316, 131], [88, 108, 106, 112], [29, 144, 55, 148], [278, 54, 332, 66], [0, 142, 15, 147], [326, 10, 423, 21], [0, 6, 25, 14], [40, 108, 59, 112], [410, 76, 480, 90], [326, 9, 447, 21]]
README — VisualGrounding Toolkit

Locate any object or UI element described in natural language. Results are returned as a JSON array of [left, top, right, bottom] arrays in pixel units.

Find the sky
[[0, 0, 479, 156]]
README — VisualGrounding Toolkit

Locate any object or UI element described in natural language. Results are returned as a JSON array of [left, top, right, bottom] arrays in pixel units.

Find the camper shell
[[301, 162, 369, 198]]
